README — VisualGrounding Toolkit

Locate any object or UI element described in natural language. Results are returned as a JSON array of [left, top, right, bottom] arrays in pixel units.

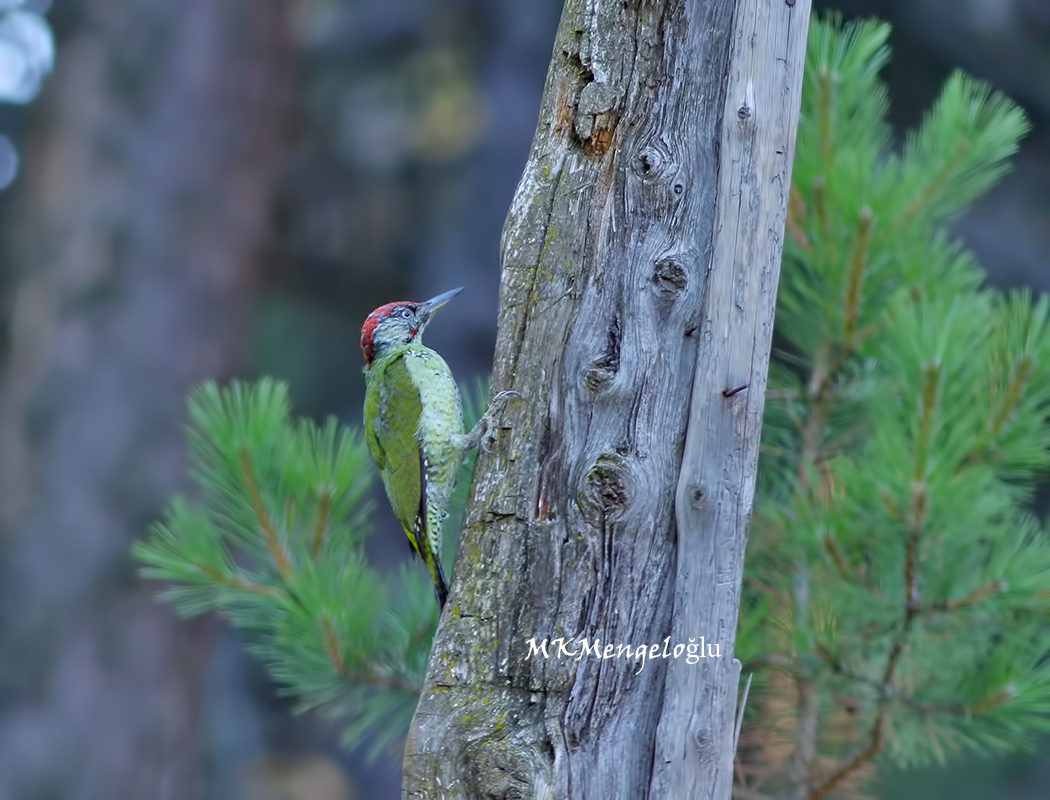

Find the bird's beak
[[418, 287, 463, 329]]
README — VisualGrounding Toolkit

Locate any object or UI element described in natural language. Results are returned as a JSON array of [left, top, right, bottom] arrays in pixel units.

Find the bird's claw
[[478, 391, 520, 452], [492, 390, 520, 407]]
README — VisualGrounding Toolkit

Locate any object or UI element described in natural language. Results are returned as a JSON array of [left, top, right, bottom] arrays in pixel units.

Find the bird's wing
[[368, 356, 426, 551], [363, 372, 387, 470]]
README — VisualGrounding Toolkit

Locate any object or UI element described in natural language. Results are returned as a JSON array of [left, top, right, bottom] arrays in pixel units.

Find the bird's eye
[[400, 309, 413, 319]]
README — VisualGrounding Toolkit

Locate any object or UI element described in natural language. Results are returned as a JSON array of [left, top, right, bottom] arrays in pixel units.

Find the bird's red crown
[[360, 301, 413, 366]]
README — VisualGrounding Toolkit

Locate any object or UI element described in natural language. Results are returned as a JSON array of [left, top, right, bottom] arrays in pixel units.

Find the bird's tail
[[404, 522, 449, 610], [431, 558, 449, 610]]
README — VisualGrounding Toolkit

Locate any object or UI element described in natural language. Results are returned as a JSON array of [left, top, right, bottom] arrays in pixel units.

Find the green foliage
[[736, 14, 1050, 799], [134, 378, 485, 757]]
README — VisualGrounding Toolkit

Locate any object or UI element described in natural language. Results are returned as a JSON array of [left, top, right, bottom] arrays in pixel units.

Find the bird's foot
[[480, 391, 520, 451], [460, 390, 520, 452]]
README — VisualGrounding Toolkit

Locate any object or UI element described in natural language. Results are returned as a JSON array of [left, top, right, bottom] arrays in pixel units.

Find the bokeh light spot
[[0, 9, 54, 103]]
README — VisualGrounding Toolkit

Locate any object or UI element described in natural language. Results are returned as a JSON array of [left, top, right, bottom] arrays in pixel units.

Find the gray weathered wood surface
[[650, 1, 810, 797], [403, 1, 809, 797]]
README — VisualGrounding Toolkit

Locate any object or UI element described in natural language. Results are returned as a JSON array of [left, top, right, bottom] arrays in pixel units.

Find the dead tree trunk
[[403, 1, 809, 797]]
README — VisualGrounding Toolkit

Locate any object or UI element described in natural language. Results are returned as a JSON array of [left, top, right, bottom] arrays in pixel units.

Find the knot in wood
[[580, 452, 633, 521], [687, 481, 706, 510], [631, 143, 676, 183], [737, 80, 756, 133], [652, 257, 687, 297], [692, 725, 715, 760], [465, 737, 535, 799], [584, 364, 615, 394]]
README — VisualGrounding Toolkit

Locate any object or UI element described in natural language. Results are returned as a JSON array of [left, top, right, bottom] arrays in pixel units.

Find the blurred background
[[0, 1, 1045, 798]]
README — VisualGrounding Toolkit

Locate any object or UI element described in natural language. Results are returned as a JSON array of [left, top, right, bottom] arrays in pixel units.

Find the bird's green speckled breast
[[364, 343, 463, 557]]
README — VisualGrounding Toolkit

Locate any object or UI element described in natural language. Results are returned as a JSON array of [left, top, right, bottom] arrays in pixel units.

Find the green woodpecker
[[360, 288, 513, 610]]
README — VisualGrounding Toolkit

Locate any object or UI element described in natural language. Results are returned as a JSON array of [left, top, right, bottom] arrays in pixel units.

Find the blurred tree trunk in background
[[0, 0, 290, 797]]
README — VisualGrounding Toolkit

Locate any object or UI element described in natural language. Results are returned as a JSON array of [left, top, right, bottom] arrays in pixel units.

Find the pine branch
[[895, 135, 973, 229], [787, 185, 812, 252], [136, 379, 450, 756], [322, 616, 422, 696], [343, 666, 423, 697], [743, 15, 1049, 797], [238, 448, 292, 579], [815, 428, 933, 797], [199, 565, 282, 598], [842, 207, 873, 347], [311, 490, 331, 558], [926, 579, 1005, 613], [961, 354, 1035, 466], [782, 324, 840, 791], [807, 712, 883, 800], [815, 647, 967, 717]]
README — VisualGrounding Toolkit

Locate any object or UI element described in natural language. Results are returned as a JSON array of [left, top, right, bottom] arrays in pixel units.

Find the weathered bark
[[0, 1, 290, 797], [651, 3, 810, 797], [403, 0, 808, 797]]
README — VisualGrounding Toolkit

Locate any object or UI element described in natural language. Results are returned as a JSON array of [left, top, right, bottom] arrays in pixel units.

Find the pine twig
[[787, 184, 812, 252], [842, 207, 873, 347], [322, 616, 346, 673], [927, 579, 1005, 613], [200, 565, 282, 598], [807, 711, 884, 800], [784, 357, 837, 797], [343, 666, 423, 697], [322, 616, 422, 696], [239, 449, 292, 579], [971, 685, 1015, 713], [808, 435, 931, 798], [895, 136, 971, 228], [822, 536, 851, 581], [311, 490, 331, 558], [805, 426, 927, 798], [816, 68, 835, 167], [961, 355, 1034, 466], [815, 645, 967, 716]]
